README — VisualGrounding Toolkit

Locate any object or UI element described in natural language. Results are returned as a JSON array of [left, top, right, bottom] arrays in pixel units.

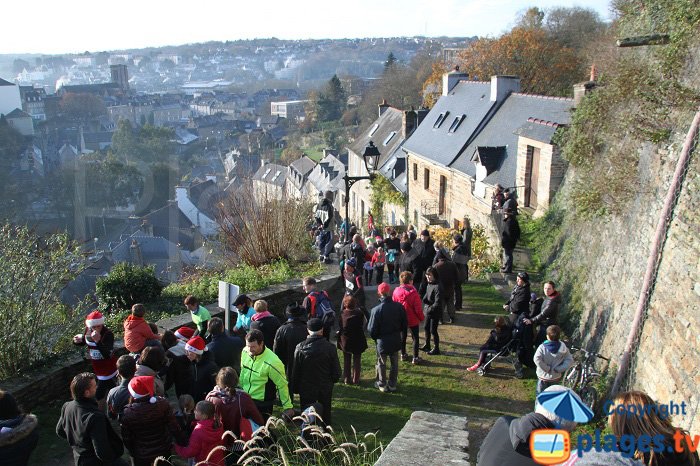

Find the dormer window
[[369, 123, 379, 137], [448, 114, 466, 133], [383, 131, 396, 146], [433, 111, 450, 128]]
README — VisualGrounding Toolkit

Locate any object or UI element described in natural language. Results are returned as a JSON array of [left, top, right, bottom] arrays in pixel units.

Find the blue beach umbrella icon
[[537, 388, 594, 423]]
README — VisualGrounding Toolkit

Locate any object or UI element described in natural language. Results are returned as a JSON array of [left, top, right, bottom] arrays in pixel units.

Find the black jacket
[[367, 297, 408, 355], [207, 332, 244, 373], [120, 397, 185, 461], [0, 414, 39, 466], [477, 413, 554, 466], [501, 216, 521, 249], [292, 335, 341, 395], [250, 314, 281, 350], [531, 292, 561, 327], [460, 227, 473, 258], [165, 342, 194, 398], [507, 283, 531, 316], [191, 351, 219, 402], [482, 326, 512, 351], [273, 317, 309, 382], [421, 282, 443, 318], [433, 253, 459, 295], [414, 238, 436, 272], [56, 398, 124, 466], [314, 198, 335, 231]]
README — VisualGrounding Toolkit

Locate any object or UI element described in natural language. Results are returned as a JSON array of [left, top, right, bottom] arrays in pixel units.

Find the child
[[184, 295, 211, 338], [175, 394, 196, 436], [123, 303, 161, 354], [371, 246, 386, 285], [467, 316, 511, 371], [175, 400, 225, 466], [533, 325, 573, 395], [363, 244, 375, 285]]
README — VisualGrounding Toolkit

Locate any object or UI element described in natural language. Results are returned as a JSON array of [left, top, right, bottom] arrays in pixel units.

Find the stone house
[[286, 155, 315, 199], [402, 70, 573, 234], [252, 162, 287, 201]]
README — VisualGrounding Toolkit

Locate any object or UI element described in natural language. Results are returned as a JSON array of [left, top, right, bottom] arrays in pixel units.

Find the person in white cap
[[72, 310, 118, 411], [185, 336, 219, 402], [120, 375, 185, 466]]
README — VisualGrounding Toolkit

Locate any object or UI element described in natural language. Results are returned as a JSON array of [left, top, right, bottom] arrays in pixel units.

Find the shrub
[[0, 224, 84, 378], [426, 223, 500, 278], [96, 262, 164, 311]]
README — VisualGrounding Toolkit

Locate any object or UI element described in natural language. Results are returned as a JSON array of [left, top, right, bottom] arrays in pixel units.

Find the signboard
[[218, 281, 240, 332]]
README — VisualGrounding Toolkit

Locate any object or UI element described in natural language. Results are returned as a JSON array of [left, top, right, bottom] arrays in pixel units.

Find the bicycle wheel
[[562, 363, 582, 390], [580, 386, 598, 413]]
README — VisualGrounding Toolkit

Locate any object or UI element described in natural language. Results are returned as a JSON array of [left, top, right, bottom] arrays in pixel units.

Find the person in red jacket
[[72, 310, 118, 410], [175, 400, 225, 466], [392, 272, 425, 365], [123, 303, 161, 353]]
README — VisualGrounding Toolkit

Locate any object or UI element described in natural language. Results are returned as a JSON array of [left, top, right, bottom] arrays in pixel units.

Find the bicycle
[[562, 346, 610, 413]]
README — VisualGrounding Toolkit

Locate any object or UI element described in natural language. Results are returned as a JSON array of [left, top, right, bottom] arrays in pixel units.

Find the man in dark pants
[[291, 318, 341, 425], [412, 229, 435, 292], [314, 190, 336, 263], [501, 208, 520, 273], [56, 372, 127, 466], [206, 317, 244, 373], [368, 283, 408, 392], [273, 303, 309, 397]]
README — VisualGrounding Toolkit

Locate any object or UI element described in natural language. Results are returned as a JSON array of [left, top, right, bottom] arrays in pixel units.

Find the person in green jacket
[[184, 295, 211, 338], [240, 329, 294, 420]]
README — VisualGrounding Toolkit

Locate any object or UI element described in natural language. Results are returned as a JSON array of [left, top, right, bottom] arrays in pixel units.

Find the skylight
[[369, 123, 379, 137], [433, 111, 450, 128], [383, 131, 396, 146], [262, 168, 272, 178], [271, 170, 281, 182], [448, 114, 466, 133]]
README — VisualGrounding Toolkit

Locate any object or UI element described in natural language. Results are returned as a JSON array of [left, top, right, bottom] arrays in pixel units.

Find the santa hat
[[185, 336, 206, 355], [174, 326, 195, 341], [128, 376, 157, 403], [85, 311, 105, 328]]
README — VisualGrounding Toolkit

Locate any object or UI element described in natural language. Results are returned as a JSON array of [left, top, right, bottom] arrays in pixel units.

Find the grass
[[303, 144, 326, 162], [31, 280, 535, 464]]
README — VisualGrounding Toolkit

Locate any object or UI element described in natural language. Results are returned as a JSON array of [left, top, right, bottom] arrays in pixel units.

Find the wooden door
[[525, 146, 540, 208]]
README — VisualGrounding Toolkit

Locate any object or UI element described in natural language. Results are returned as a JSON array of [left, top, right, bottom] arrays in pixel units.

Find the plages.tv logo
[[530, 429, 571, 465]]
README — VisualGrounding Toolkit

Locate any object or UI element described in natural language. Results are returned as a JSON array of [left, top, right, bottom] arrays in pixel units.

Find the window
[[271, 170, 281, 182], [413, 163, 418, 181], [424, 168, 430, 190], [369, 123, 379, 137], [383, 131, 396, 146], [433, 111, 450, 128], [448, 114, 466, 133]]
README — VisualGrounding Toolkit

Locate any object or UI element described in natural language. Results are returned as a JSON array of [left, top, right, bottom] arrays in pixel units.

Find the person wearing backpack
[[302, 277, 336, 341]]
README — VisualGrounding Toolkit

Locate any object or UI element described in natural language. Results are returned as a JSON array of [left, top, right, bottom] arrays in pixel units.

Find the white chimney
[[442, 66, 469, 96], [490, 75, 520, 102]]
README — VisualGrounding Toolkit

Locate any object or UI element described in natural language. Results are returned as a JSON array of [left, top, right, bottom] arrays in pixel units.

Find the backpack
[[308, 290, 336, 326]]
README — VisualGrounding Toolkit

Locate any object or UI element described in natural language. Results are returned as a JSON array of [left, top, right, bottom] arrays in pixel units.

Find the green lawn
[[303, 144, 326, 162]]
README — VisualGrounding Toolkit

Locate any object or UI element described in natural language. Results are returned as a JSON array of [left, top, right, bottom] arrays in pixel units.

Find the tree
[[385, 52, 398, 71], [0, 117, 29, 219], [516, 7, 545, 29], [60, 93, 107, 123], [96, 263, 163, 311], [12, 58, 30, 74], [0, 224, 84, 378], [280, 146, 304, 165], [111, 120, 138, 159], [455, 27, 583, 96], [544, 6, 607, 51], [315, 75, 346, 122]]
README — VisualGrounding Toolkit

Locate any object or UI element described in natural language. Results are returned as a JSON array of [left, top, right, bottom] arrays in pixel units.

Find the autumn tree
[[280, 146, 304, 165], [455, 27, 583, 96], [516, 6, 545, 29], [544, 6, 607, 52], [60, 92, 107, 123]]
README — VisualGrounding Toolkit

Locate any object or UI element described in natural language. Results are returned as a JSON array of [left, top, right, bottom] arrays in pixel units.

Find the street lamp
[[343, 141, 380, 242]]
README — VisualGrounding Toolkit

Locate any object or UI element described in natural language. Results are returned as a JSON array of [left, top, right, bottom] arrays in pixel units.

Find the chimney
[[129, 239, 143, 266], [402, 109, 418, 139], [205, 174, 216, 183], [416, 107, 430, 126], [573, 65, 597, 107], [490, 75, 520, 102], [442, 65, 469, 96], [141, 219, 153, 237], [378, 99, 390, 117]]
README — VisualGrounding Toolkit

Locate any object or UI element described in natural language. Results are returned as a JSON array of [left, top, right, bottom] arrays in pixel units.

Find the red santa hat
[[85, 311, 105, 328], [174, 326, 195, 341], [185, 336, 207, 355], [128, 376, 157, 403]]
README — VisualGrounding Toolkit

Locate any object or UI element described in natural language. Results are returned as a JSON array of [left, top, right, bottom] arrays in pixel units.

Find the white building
[[0, 78, 22, 116]]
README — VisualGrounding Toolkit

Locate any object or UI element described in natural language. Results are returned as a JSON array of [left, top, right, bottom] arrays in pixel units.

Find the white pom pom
[[149, 396, 157, 404]]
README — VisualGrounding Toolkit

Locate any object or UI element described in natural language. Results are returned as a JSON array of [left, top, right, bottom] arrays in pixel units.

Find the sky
[[0, 0, 614, 55]]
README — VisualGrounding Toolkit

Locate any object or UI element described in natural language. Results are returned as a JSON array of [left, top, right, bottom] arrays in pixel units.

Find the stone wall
[[550, 132, 700, 430], [4, 268, 342, 412]]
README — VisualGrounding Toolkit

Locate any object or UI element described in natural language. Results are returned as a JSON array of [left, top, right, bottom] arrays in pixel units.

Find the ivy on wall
[[369, 175, 407, 225]]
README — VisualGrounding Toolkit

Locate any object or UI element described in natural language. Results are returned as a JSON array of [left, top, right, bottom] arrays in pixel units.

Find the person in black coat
[[314, 190, 336, 263], [503, 272, 531, 322], [292, 318, 341, 425], [206, 317, 244, 373], [420, 267, 443, 355], [433, 244, 459, 323], [452, 234, 470, 310], [476, 386, 579, 466], [413, 230, 436, 290], [162, 331, 194, 399], [501, 209, 520, 273], [0, 390, 39, 466], [367, 283, 408, 392], [523, 281, 562, 346], [184, 337, 219, 402], [273, 303, 309, 395], [56, 373, 126, 466], [343, 258, 366, 316], [250, 300, 281, 350]]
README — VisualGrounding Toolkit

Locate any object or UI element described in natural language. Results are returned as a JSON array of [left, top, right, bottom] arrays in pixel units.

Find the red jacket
[[392, 284, 424, 327], [175, 418, 225, 465], [123, 315, 159, 353]]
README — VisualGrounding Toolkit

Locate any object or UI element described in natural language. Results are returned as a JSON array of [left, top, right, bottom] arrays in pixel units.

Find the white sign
[[218, 281, 240, 331]]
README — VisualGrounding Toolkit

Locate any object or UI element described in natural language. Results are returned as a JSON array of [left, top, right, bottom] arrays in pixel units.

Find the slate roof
[[140, 202, 198, 251], [402, 81, 495, 167], [0, 78, 15, 86], [83, 131, 114, 144], [5, 108, 31, 118], [61, 255, 113, 308], [253, 163, 287, 188], [471, 146, 505, 175], [378, 144, 409, 194], [348, 107, 404, 169], [305, 154, 345, 195], [111, 235, 182, 282], [451, 93, 572, 186], [188, 179, 226, 219], [514, 117, 562, 144]]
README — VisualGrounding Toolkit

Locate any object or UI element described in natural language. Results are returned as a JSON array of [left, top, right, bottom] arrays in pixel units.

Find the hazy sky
[[0, 0, 613, 55]]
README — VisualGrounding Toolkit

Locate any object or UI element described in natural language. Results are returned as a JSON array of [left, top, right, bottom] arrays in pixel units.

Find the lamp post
[[344, 141, 380, 242]]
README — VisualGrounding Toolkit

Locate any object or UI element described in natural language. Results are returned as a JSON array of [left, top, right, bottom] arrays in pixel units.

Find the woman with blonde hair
[[608, 391, 698, 466]]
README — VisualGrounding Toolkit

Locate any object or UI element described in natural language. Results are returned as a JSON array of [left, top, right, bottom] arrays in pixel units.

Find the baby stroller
[[476, 326, 525, 379]]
